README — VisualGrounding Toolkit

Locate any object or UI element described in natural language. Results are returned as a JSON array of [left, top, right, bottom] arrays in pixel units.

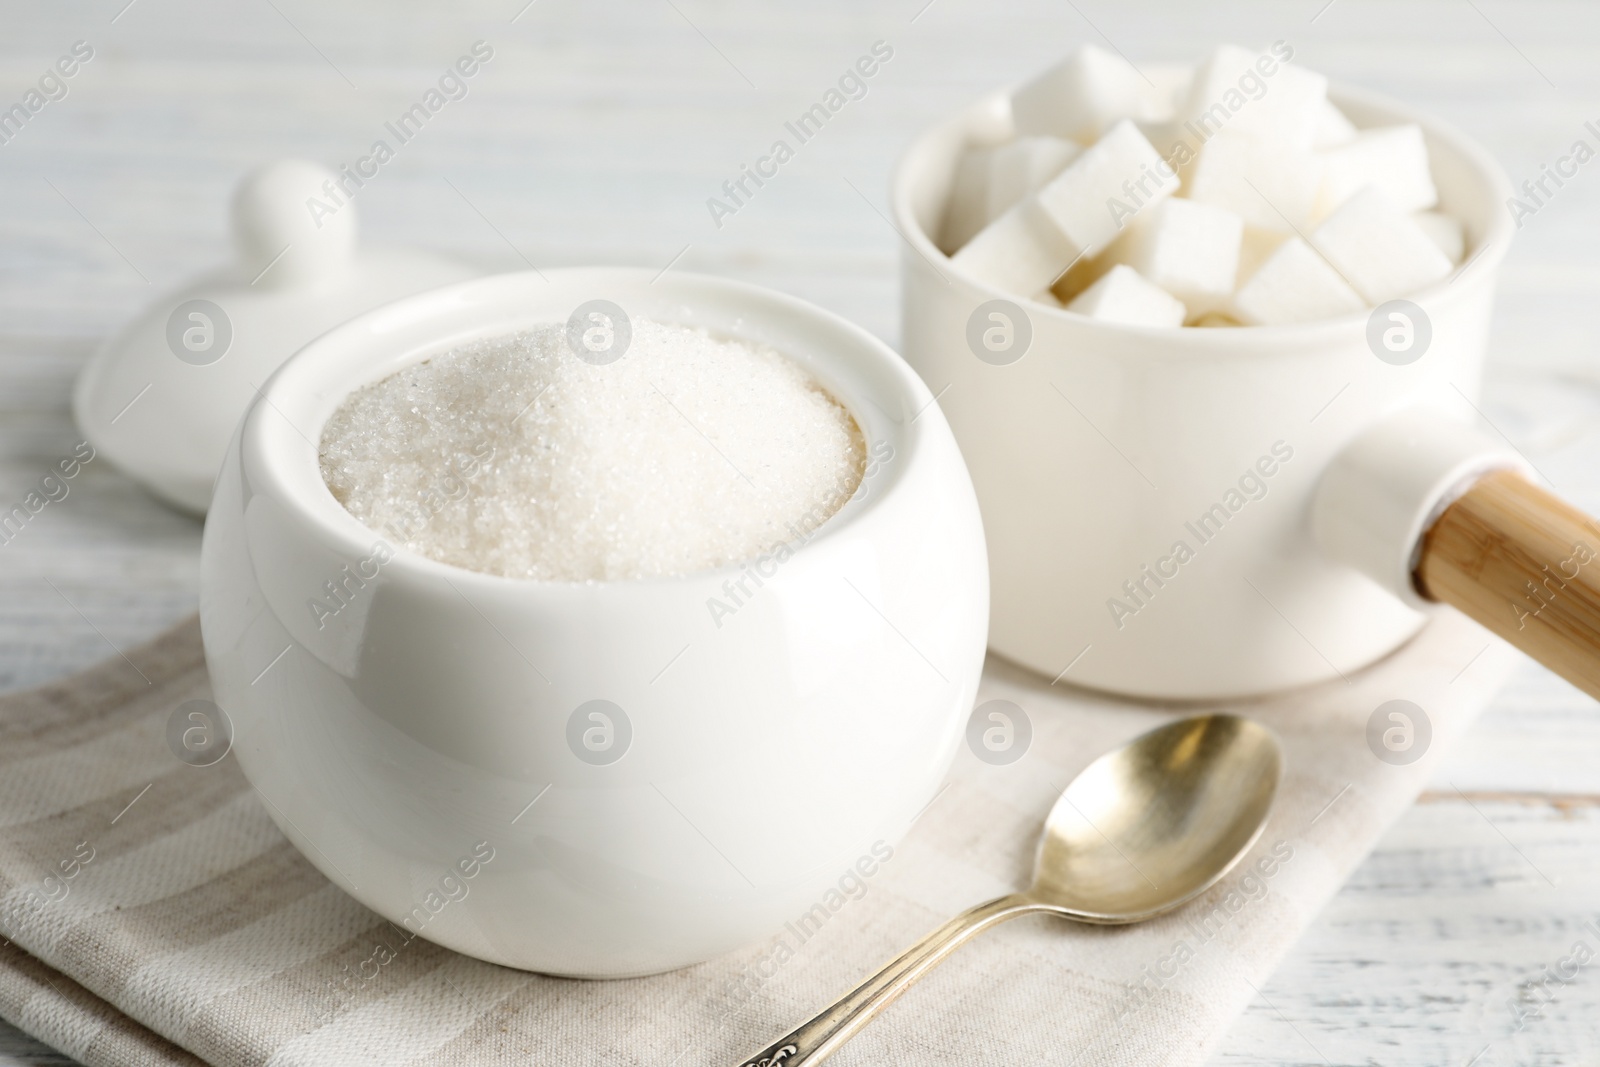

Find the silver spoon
[[734, 713, 1283, 1067]]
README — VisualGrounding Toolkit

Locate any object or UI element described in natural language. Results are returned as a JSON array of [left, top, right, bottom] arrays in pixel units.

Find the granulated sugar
[[319, 319, 866, 581]]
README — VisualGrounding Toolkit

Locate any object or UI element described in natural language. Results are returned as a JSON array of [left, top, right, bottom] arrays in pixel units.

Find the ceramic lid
[[73, 159, 479, 515]]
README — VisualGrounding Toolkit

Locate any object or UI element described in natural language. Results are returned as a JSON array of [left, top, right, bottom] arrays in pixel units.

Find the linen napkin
[[0, 611, 1517, 1066]]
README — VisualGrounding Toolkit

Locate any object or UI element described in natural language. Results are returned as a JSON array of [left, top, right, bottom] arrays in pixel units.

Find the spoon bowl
[[735, 713, 1283, 1066], [1033, 714, 1282, 922]]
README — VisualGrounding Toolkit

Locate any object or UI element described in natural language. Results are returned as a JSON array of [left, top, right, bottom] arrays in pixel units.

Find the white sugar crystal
[[1414, 209, 1465, 263], [943, 136, 1084, 252], [1181, 44, 1327, 151], [1232, 237, 1365, 325], [320, 320, 865, 582], [1312, 99, 1359, 149], [1186, 130, 1322, 232], [952, 197, 1083, 295], [1035, 119, 1178, 251], [1066, 264, 1187, 327], [1311, 186, 1453, 303], [1315, 124, 1438, 218], [1012, 44, 1163, 144], [1109, 197, 1242, 318]]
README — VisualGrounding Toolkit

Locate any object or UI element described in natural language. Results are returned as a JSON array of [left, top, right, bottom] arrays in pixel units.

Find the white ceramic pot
[[893, 84, 1517, 700], [199, 268, 989, 977]]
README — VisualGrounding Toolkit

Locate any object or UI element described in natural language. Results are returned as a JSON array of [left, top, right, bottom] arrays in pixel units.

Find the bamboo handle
[[1416, 469, 1600, 699]]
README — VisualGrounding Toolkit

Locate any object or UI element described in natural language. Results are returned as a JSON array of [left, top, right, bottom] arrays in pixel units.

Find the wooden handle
[[1417, 469, 1600, 699]]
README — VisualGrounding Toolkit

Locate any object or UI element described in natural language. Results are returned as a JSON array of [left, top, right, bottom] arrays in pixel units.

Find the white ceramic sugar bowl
[[199, 268, 989, 977]]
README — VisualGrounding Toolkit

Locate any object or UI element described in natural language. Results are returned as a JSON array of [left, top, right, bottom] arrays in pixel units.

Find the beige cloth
[[0, 613, 1517, 1066]]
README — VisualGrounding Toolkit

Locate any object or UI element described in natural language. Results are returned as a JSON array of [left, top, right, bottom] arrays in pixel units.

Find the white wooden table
[[3, 0, 1600, 1062]]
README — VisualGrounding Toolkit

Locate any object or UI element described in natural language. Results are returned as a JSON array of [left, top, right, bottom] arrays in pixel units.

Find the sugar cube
[[941, 137, 1082, 253], [1013, 44, 1164, 144], [986, 137, 1084, 221], [1035, 119, 1179, 251], [1312, 99, 1359, 149], [1232, 237, 1365, 325], [1311, 186, 1453, 303], [954, 122, 1174, 295], [1235, 225, 1288, 287], [1315, 124, 1438, 218], [1142, 64, 1195, 124], [1066, 264, 1187, 327], [1048, 245, 1114, 304], [951, 198, 1083, 296], [1186, 130, 1322, 232], [1181, 44, 1328, 151], [941, 150, 998, 255], [1413, 209, 1465, 263], [1137, 120, 1203, 184], [1108, 198, 1243, 317]]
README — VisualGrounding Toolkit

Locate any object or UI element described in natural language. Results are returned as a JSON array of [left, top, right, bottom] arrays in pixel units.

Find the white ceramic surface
[[893, 84, 1515, 700], [74, 160, 477, 515], [198, 268, 989, 977]]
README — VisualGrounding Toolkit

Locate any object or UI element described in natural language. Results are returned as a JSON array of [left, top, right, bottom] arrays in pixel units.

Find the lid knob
[[230, 159, 357, 289]]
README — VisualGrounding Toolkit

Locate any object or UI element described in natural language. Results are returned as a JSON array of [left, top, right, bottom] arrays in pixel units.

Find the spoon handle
[[733, 891, 1040, 1067]]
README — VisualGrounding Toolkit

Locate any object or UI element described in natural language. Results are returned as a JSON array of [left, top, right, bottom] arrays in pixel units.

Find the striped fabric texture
[[0, 613, 1516, 1066]]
